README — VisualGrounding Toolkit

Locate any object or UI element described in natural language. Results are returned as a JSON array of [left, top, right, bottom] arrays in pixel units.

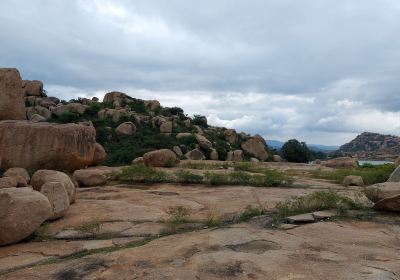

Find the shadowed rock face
[[0, 68, 26, 121], [0, 121, 98, 172]]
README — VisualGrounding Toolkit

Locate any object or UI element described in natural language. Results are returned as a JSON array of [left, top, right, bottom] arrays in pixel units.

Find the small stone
[[312, 210, 337, 220], [286, 213, 315, 224], [278, 224, 298, 230]]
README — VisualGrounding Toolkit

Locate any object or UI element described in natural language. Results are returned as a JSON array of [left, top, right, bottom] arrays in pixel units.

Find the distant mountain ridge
[[338, 132, 400, 160], [267, 140, 339, 152]]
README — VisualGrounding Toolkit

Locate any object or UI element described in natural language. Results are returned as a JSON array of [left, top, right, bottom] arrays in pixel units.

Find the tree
[[281, 139, 311, 163]]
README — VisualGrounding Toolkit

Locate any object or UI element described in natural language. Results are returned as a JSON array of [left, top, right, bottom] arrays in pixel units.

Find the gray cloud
[[1, 0, 400, 144]]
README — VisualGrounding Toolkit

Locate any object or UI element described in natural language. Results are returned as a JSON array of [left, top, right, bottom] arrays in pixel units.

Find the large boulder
[[176, 133, 193, 139], [31, 170, 76, 204], [364, 182, 400, 203], [22, 80, 44, 96], [343, 175, 364, 186], [143, 149, 178, 167], [241, 136, 268, 161], [373, 195, 400, 212], [210, 149, 219, 160], [0, 177, 18, 189], [195, 134, 212, 150], [224, 129, 237, 144], [3, 167, 30, 183], [173, 146, 183, 157], [51, 103, 85, 116], [185, 149, 206, 160], [73, 169, 107, 187], [116, 122, 136, 135], [0, 121, 99, 172], [227, 150, 244, 162], [98, 108, 131, 123], [26, 106, 52, 120], [144, 100, 160, 111], [322, 157, 358, 168], [103, 91, 130, 106], [0, 187, 52, 246], [0, 68, 26, 120], [160, 121, 172, 133], [92, 143, 106, 165], [40, 182, 70, 220]]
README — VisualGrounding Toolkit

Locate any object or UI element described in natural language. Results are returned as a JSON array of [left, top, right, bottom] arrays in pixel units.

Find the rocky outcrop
[[227, 150, 244, 162], [116, 122, 136, 135], [241, 136, 268, 161], [73, 169, 107, 187], [22, 80, 44, 96], [0, 187, 52, 245], [322, 157, 358, 168], [173, 146, 183, 157], [338, 132, 400, 160], [31, 170, 76, 204], [210, 149, 218, 160], [40, 182, 70, 220], [0, 68, 26, 121], [103, 91, 130, 106], [51, 103, 85, 116], [343, 175, 364, 186], [224, 129, 237, 144], [160, 121, 172, 133], [144, 100, 160, 111], [185, 149, 205, 160], [98, 108, 131, 123], [26, 106, 52, 120], [143, 149, 178, 167], [195, 134, 212, 150], [364, 182, 400, 212], [0, 121, 101, 172]]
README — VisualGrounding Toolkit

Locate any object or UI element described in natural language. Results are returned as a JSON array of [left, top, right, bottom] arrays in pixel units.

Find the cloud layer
[[1, 0, 399, 144]]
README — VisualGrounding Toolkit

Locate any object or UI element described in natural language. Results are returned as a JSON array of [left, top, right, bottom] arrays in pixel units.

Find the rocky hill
[[0, 68, 271, 171], [338, 132, 400, 160]]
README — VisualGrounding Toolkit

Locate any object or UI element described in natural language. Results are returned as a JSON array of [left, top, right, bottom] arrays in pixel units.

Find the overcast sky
[[1, 0, 400, 145]]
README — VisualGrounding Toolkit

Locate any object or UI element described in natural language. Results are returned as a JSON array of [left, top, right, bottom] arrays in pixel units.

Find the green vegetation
[[312, 163, 395, 185], [176, 170, 204, 184], [179, 161, 229, 170], [75, 220, 103, 237], [114, 164, 170, 183], [204, 170, 291, 187], [281, 139, 312, 163], [273, 190, 368, 223], [238, 205, 264, 222]]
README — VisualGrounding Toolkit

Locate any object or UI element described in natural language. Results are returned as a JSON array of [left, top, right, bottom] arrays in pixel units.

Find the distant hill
[[267, 140, 338, 152], [338, 132, 400, 160]]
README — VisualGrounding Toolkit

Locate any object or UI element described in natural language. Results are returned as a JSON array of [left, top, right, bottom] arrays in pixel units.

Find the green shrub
[[192, 115, 208, 127], [176, 170, 204, 184], [130, 100, 146, 113], [85, 102, 103, 116], [114, 164, 170, 183], [57, 111, 79, 123], [281, 139, 312, 163], [165, 206, 191, 224]]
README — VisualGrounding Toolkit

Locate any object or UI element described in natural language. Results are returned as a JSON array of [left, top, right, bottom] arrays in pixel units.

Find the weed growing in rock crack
[[238, 205, 264, 222], [175, 170, 204, 184], [272, 190, 368, 223], [165, 206, 192, 224], [113, 163, 171, 183], [76, 220, 103, 236], [203, 212, 223, 228], [312, 163, 395, 185]]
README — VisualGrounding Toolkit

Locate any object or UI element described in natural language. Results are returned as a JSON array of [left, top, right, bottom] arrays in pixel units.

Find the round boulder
[[185, 149, 206, 160], [343, 175, 364, 186], [0, 177, 18, 189], [132, 157, 144, 164], [73, 169, 107, 187], [92, 143, 106, 165], [40, 182, 70, 220], [31, 170, 76, 204], [0, 187, 52, 245], [143, 149, 178, 167], [3, 167, 30, 183], [116, 122, 136, 136]]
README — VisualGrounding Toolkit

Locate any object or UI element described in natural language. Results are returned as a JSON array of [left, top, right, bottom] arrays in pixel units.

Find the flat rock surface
[[1, 222, 399, 279], [0, 165, 399, 279], [286, 213, 315, 223]]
